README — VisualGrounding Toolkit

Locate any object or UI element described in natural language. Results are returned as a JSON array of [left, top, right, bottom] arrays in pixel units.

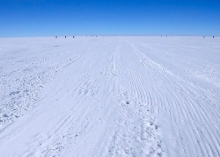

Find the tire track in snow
[[97, 42, 165, 157], [128, 40, 220, 157]]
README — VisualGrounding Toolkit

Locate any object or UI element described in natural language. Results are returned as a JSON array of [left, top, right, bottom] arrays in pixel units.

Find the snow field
[[0, 36, 219, 157]]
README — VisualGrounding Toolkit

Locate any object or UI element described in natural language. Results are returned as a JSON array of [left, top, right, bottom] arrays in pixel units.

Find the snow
[[0, 36, 219, 157]]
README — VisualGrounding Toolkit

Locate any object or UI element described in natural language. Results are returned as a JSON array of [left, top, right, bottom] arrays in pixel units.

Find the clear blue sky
[[0, 0, 220, 37]]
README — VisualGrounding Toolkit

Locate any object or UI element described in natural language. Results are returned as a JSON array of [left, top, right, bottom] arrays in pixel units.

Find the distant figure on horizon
[[213, 36, 214, 38], [73, 36, 75, 38], [55, 36, 57, 38], [65, 36, 66, 38]]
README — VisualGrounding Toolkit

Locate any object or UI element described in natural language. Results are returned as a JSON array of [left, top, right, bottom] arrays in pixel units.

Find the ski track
[[0, 36, 219, 157]]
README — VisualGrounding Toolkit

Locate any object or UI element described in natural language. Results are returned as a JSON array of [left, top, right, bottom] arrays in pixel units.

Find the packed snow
[[0, 36, 219, 157]]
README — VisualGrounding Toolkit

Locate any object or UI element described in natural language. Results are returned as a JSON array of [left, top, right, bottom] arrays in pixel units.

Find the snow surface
[[0, 36, 219, 157]]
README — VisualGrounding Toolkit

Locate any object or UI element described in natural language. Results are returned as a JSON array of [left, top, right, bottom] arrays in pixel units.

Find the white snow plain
[[0, 36, 219, 157]]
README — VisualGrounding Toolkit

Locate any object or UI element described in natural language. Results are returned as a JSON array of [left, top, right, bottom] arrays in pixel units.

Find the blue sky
[[0, 0, 220, 37]]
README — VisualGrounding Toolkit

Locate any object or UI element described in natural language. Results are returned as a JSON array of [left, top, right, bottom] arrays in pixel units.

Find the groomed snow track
[[0, 36, 219, 157]]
